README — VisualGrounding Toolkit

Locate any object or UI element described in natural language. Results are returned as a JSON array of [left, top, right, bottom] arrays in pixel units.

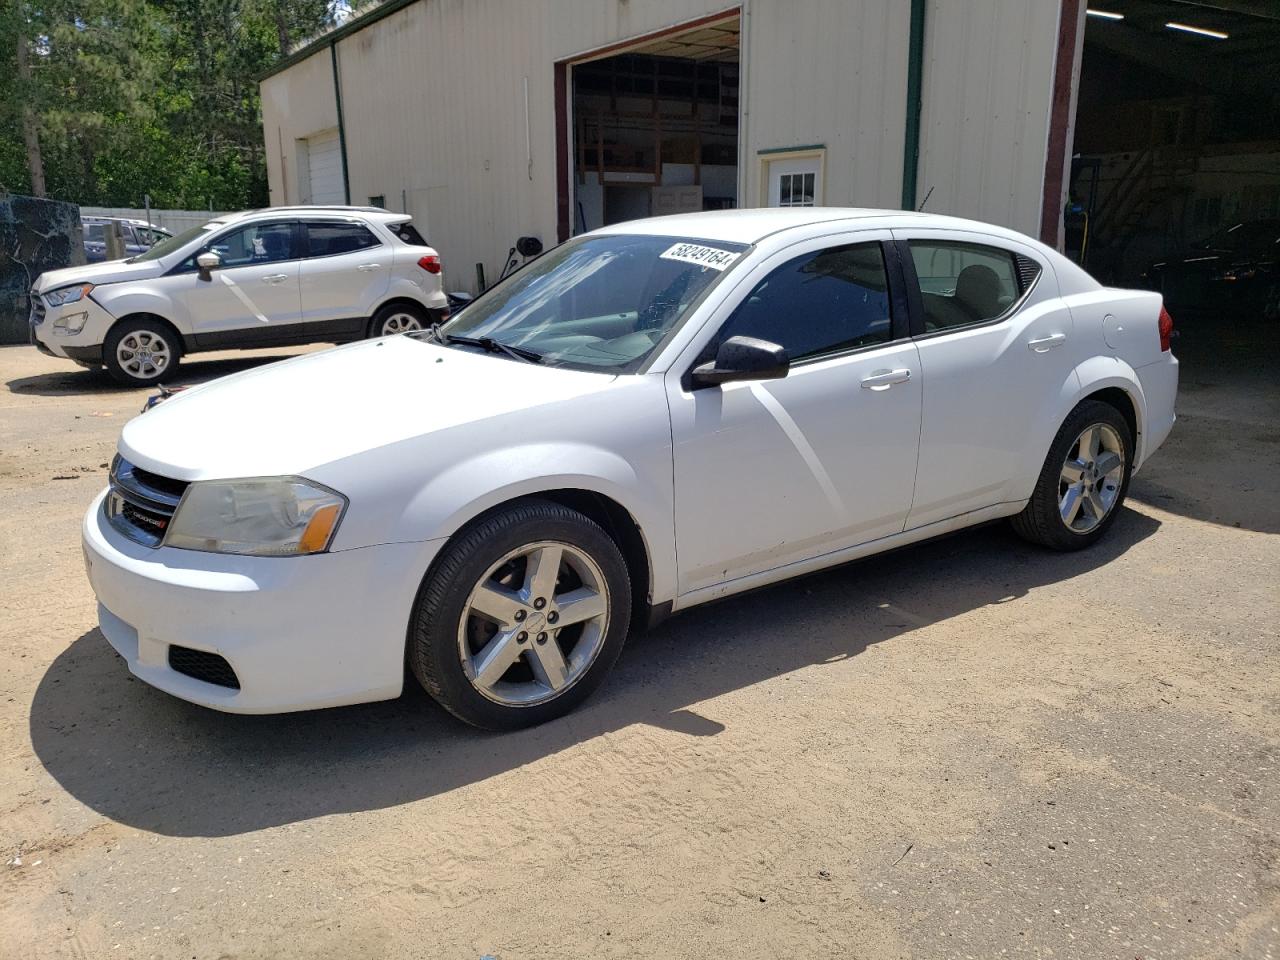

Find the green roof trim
[[260, 0, 422, 81]]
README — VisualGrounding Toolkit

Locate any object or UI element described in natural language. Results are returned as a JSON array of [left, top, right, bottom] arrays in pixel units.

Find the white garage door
[[305, 130, 345, 205]]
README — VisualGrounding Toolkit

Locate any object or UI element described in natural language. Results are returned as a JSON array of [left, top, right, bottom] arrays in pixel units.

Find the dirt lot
[[1, 320, 1277, 960]]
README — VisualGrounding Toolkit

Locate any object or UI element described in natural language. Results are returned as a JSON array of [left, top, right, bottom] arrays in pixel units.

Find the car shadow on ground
[[5, 351, 305, 398], [30, 510, 1159, 838]]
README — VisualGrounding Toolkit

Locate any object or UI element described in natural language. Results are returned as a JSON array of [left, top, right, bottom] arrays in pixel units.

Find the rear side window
[[714, 242, 893, 363], [304, 221, 381, 257], [908, 240, 1024, 331], [390, 221, 427, 246]]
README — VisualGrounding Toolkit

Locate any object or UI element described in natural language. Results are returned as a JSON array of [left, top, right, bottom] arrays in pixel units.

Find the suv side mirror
[[196, 251, 221, 281], [690, 336, 790, 388]]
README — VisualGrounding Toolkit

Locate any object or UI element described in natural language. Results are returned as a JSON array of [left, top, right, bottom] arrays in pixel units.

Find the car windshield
[[431, 233, 748, 372], [127, 221, 220, 262]]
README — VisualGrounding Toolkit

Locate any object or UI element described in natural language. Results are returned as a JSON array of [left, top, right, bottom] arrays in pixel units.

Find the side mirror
[[690, 335, 789, 388], [196, 251, 221, 281]]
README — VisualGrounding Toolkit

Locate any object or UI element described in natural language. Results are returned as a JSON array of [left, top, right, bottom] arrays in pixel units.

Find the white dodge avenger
[[83, 209, 1178, 729]]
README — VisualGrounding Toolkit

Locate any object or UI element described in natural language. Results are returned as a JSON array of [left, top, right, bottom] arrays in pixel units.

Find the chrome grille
[[105, 456, 189, 547]]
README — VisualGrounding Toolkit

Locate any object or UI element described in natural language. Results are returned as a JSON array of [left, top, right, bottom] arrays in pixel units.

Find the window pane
[[305, 221, 380, 257], [209, 222, 296, 267], [908, 240, 1020, 331], [780, 174, 793, 206], [715, 242, 892, 362], [802, 172, 815, 205]]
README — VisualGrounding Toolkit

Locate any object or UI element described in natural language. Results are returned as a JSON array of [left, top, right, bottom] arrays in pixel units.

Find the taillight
[[1158, 304, 1174, 352], [417, 254, 441, 275]]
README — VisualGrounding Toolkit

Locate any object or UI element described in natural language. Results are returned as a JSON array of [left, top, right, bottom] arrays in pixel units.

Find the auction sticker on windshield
[[660, 242, 741, 271]]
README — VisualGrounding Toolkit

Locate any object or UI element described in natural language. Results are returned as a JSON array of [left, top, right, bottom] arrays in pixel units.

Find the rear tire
[[369, 302, 428, 338], [408, 499, 632, 730], [103, 317, 181, 386], [1011, 400, 1132, 551]]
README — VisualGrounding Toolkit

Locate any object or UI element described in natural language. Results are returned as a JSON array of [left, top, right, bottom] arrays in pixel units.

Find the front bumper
[[29, 293, 117, 361], [82, 489, 443, 713]]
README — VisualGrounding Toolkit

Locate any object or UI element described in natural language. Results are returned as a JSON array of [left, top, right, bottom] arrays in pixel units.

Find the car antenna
[[917, 186, 935, 212]]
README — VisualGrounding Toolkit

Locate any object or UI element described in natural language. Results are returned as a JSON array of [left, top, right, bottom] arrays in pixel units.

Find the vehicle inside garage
[[570, 16, 740, 232], [1070, 0, 1279, 319]]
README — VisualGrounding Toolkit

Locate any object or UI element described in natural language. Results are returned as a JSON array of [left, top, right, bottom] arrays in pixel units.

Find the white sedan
[[83, 209, 1178, 729]]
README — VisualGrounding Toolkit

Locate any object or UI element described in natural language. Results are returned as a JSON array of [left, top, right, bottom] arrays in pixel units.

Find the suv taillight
[[418, 254, 441, 275], [1158, 304, 1174, 352]]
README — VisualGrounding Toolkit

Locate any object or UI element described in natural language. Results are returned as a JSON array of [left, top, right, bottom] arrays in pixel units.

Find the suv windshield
[[127, 221, 220, 262], [433, 233, 748, 372]]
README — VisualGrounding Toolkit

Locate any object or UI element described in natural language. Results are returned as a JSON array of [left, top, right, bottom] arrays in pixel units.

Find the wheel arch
[[368, 297, 438, 337], [1069, 356, 1150, 465], [107, 312, 189, 354]]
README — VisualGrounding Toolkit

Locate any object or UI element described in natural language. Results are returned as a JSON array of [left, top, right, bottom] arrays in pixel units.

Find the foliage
[[0, 0, 337, 209]]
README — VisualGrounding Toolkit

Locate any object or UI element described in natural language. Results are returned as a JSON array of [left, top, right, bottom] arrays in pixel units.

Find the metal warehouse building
[[260, 0, 1279, 302]]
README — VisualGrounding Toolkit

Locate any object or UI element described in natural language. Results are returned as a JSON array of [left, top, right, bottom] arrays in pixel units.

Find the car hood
[[35, 257, 165, 292], [119, 336, 618, 480]]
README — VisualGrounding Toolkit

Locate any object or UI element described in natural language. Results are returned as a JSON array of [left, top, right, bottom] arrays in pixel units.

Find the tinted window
[[909, 240, 1020, 331], [391, 221, 427, 246], [305, 221, 380, 257], [207, 222, 297, 267], [714, 242, 892, 362]]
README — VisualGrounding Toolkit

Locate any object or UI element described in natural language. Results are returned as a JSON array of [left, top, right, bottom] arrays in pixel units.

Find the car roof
[[595, 207, 1037, 246], [218, 205, 410, 225]]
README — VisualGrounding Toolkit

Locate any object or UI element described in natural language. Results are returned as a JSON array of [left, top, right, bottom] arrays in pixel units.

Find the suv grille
[[168, 646, 240, 689], [105, 456, 190, 547]]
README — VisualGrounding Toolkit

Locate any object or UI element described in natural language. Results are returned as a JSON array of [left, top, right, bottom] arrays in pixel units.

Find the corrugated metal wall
[[916, 0, 1061, 236], [260, 0, 1063, 293]]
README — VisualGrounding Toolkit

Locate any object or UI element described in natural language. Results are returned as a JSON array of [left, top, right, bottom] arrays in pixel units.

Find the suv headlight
[[165, 478, 347, 556], [45, 283, 94, 306]]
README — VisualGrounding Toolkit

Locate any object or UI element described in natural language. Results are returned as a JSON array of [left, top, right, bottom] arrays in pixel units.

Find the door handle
[[356, 263, 382, 272], [860, 368, 912, 391], [261, 274, 289, 284], [1027, 333, 1067, 353]]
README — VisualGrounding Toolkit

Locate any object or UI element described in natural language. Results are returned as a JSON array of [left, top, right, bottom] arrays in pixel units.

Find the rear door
[[298, 219, 390, 332], [893, 228, 1076, 528]]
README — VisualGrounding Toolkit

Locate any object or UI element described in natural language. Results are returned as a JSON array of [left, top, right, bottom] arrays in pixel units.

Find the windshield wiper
[[438, 331, 543, 364]]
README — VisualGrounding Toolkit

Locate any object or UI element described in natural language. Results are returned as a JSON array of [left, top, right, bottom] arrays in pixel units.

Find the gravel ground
[[1, 319, 1276, 960]]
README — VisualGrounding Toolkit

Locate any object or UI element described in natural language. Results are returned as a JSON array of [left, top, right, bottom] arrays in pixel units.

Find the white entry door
[[767, 155, 823, 207], [304, 130, 344, 205]]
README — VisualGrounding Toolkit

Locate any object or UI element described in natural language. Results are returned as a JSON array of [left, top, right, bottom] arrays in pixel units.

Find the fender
[[1068, 355, 1151, 464], [360, 441, 676, 605], [378, 277, 448, 313], [92, 282, 193, 336]]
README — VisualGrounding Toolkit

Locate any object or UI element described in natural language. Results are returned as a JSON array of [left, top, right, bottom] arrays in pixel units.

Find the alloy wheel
[[1059, 423, 1125, 533], [457, 540, 610, 707], [116, 330, 171, 381], [380, 312, 423, 335]]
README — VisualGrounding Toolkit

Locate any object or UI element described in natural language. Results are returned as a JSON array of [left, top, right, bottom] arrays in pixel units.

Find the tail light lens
[[1158, 304, 1174, 352], [417, 254, 442, 275]]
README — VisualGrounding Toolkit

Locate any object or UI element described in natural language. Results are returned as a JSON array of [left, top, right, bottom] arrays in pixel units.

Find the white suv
[[31, 206, 448, 384]]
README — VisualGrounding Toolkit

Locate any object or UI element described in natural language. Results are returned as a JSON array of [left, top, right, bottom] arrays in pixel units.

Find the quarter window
[[305, 221, 380, 257], [206, 222, 297, 268], [714, 242, 893, 362], [907, 240, 1022, 331]]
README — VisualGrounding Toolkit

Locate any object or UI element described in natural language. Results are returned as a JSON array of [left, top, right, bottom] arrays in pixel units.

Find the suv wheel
[[370, 303, 428, 338], [408, 499, 632, 729], [103, 318, 181, 385], [1011, 400, 1132, 551]]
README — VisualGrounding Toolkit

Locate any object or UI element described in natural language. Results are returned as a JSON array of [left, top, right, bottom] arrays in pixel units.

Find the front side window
[[207, 222, 298, 268], [713, 242, 893, 363], [305, 221, 380, 257], [908, 240, 1020, 331], [130, 221, 219, 262], [435, 233, 748, 372]]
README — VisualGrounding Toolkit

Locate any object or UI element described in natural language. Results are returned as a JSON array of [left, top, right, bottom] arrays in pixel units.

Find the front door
[[666, 233, 922, 596], [174, 219, 302, 342]]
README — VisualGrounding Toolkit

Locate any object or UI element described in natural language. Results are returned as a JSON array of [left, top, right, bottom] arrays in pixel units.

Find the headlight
[[53, 311, 89, 335], [45, 283, 94, 306], [165, 478, 347, 556]]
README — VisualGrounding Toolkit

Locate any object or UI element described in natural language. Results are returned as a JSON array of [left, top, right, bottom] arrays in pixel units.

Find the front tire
[[103, 318, 181, 385], [1011, 400, 1132, 551], [408, 499, 632, 730]]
